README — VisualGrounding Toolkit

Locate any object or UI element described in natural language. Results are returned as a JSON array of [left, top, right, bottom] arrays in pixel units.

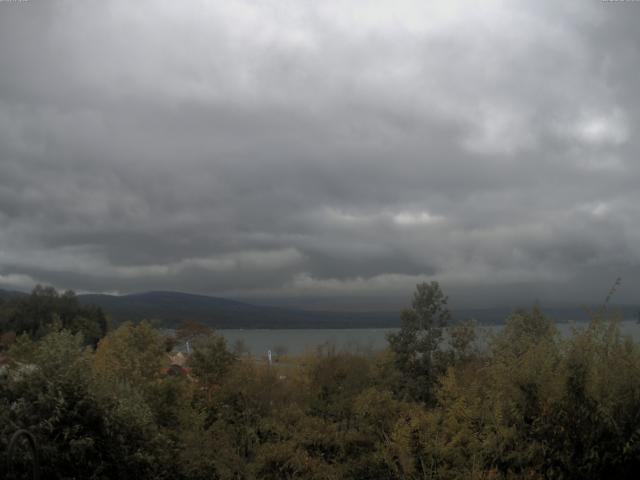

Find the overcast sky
[[0, 0, 639, 307]]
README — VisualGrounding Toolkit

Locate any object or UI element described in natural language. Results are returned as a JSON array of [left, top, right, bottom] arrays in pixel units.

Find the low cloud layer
[[1, 0, 639, 306]]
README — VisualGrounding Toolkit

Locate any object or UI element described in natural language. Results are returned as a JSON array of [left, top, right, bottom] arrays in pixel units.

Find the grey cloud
[[1, 0, 639, 306]]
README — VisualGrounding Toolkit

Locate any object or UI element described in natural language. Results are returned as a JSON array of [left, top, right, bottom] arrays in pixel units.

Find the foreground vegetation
[[1, 284, 640, 479]]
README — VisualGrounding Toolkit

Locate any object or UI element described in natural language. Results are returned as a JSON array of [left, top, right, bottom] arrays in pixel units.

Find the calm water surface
[[216, 319, 640, 357]]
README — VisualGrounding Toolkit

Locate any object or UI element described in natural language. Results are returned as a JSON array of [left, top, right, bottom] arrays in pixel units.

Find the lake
[[215, 319, 640, 357]]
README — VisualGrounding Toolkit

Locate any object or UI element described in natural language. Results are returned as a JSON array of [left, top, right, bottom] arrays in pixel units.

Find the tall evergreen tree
[[387, 281, 451, 404]]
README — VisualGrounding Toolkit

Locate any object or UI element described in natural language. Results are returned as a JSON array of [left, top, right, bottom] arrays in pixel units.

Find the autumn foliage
[[1, 283, 640, 479]]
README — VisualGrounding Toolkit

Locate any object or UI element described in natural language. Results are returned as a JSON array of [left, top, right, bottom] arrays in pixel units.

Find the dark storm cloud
[[1, 0, 639, 306]]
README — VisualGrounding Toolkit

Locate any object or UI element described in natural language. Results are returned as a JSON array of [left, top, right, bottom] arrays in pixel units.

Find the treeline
[[0, 285, 107, 347], [1, 283, 640, 479]]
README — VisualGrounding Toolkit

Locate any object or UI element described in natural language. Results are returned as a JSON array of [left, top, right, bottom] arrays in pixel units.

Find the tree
[[93, 321, 167, 390], [175, 319, 213, 345], [2, 330, 164, 479], [387, 281, 451, 405], [232, 338, 250, 358], [188, 332, 237, 407], [0, 285, 108, 347]]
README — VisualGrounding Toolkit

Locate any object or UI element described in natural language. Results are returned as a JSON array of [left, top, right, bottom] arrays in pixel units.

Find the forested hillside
[[77, 291, 399, 328]]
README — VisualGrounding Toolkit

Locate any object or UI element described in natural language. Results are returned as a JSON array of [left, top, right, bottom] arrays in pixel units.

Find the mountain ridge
[[2, 288, 638, 329], [77, 290, 399, 328]]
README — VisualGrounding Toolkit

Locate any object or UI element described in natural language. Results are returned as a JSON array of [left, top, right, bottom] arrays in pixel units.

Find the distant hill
[[79, 291, 640, 329], [4, 288, 638, 329], [0, 288, 28, 300], [453, 305, 640, 325], [77, 291, 400, 329]]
